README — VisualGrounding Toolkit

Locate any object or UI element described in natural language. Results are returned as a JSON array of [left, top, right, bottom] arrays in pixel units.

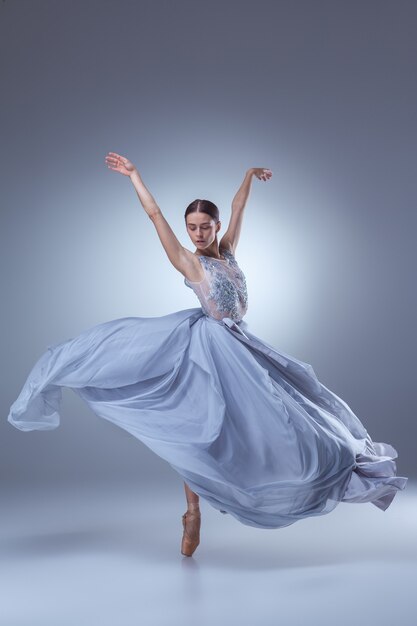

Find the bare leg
[[184, 481, 200, 511]]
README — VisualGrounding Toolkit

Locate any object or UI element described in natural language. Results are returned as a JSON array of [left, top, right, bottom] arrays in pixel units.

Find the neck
[[195, 243, 222, 259]]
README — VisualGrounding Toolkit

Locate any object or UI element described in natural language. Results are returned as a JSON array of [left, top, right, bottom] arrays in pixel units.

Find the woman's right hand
[[105, 152, 137, 177]]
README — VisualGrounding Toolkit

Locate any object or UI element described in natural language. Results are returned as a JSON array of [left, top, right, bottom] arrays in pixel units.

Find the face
[[186, 213, 221, 250]]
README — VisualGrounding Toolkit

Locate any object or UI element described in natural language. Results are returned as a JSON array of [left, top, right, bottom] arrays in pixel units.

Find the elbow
[[148, 209, 162, 221]]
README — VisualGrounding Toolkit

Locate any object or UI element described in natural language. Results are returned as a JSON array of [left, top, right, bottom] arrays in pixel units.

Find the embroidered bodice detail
[[184, 248, 248, 322]]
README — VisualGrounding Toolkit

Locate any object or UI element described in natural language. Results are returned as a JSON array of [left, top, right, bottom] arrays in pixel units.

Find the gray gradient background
[[1, 3, 417, 625], [1, 0, 416, 487]]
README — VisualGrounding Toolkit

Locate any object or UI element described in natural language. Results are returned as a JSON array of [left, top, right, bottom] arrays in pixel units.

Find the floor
[[1, 478, 416, 626]]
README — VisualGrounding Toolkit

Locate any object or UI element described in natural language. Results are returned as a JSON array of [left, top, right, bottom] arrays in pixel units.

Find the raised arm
[[105, 152, 189, 274], [220, 167, 273, 254]]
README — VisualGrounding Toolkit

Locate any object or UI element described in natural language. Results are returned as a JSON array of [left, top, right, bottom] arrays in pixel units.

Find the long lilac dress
[[7, 248, 408, 528]]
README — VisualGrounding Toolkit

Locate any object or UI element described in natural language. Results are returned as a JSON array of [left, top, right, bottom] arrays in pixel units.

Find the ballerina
[[7, 152, 408, 558], [105, 152, 272, 555]]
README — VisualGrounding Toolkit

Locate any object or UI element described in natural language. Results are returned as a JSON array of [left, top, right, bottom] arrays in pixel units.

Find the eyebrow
[[187, 222, 212, 226]]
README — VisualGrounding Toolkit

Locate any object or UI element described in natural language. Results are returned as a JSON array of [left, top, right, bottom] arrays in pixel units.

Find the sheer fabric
[[7, 249, 408, 529]]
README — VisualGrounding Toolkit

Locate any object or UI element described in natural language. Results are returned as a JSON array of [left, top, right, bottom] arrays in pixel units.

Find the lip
[[196, 241, 205, 243]]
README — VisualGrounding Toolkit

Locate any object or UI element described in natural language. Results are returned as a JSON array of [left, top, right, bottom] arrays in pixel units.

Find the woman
[[8, 152, 408, 558]]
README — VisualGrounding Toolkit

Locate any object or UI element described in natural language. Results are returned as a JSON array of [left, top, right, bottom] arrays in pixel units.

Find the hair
[[184, 199, 220, 224]]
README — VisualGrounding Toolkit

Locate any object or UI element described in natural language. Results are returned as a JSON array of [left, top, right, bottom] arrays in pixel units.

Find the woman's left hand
[[105, 152, 137, 177], [251, 168, 273, 182]]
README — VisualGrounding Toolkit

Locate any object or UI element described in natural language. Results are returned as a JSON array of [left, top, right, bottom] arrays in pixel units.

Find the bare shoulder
[[218, 238, 235, 254], [179, 247, 205, 283]]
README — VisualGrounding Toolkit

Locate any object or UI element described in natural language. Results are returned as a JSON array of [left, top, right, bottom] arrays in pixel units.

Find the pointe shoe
[[181, 509, 201, 556]]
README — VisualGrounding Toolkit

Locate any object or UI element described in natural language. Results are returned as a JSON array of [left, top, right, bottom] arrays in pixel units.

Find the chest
[[184, 256, 248, 306]]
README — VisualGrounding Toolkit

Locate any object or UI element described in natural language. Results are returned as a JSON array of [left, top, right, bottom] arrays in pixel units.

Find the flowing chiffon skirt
[[7, 307, 408, 529]]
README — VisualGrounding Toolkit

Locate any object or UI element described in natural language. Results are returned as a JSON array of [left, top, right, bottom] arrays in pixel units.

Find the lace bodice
[[184, 248, 248, 322]]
